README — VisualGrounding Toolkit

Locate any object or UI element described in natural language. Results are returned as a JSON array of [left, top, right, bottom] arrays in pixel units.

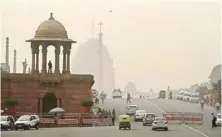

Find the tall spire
[[5, 37, 9, 67], [13, 49, 16, 73], [91, 20, 95, 38], [98, 22, 103, 44], [98, 22, 103, 92]]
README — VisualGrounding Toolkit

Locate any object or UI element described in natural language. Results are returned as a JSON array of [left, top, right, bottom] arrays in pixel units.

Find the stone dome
[[72, 38, 115, 95], [34, 13, 68, 39]]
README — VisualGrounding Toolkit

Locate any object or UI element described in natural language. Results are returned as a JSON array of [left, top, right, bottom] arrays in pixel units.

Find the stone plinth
[[1, 73, 94, 113]]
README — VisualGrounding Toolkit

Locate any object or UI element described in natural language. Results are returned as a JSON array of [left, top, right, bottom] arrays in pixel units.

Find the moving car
[[182, 92, 191, 101], [152, 117, 168, 131], [14, 115, 40, 130], [126, 105, 139, 116], [143, 113, 155, 126], [189, 93, 200, 103], [119, 115, 131, 130], [216, 113, 222, 126], [177, 91, 185, 100], [134, 110, 146, 121], [1, 115, 15, 130], [112, 89, 122, 99]]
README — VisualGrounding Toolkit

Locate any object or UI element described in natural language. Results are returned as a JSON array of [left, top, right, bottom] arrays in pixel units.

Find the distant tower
[[91, 20, 95, 38], [13, 49, 16, 73], [5, 37, 9, 71], [98, 22, 103, 92]]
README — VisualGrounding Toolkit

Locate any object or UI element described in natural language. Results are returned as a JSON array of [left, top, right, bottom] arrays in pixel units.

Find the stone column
[[36, 46, 39, 72], [31, 44, 36, 72], [57, 98, 60, 107], [62, 46, 67, 73], [54, 45, 60, 74], [41, 46, 47, 73], [66, 45, 71, 74]]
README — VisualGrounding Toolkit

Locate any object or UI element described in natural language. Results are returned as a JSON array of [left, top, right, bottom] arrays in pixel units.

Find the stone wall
[[1, 73, 94, 113]]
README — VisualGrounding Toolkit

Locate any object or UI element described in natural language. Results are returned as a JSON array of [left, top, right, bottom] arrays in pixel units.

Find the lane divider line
[[147, 100, 209, 137]]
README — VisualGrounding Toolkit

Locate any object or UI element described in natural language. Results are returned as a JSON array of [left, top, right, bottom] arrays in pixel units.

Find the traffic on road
[[1, 97, 221, 137]]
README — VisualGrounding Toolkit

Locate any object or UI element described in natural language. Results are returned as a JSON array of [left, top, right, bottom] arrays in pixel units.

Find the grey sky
[[0, 0, 221, 91]]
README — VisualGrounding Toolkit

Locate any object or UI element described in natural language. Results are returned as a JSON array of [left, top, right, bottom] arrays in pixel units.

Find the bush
[[81, 100, 93, 107], [4, 99, 18, 106]]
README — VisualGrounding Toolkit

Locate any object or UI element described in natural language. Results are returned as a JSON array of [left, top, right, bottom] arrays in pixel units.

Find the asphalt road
[[148, 98, 221, 137], [1, 98, 221, 137]]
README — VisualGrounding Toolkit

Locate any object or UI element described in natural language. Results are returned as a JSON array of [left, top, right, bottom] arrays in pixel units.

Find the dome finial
[[49, 12, 54, 20]]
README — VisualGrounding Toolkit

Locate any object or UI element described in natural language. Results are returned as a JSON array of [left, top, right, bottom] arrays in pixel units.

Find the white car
[[152, 117, 168, 131], [182, 92, 191, 101], [14, 115, 40, 130], [126, 105, 139, 116], [189, 93, 200, 103], [143, 113, 155, 126], [216, 113, 222, 126], [1, 115, 15, 130], [134, 110, 146, 121], [177, 91, 185, 100]]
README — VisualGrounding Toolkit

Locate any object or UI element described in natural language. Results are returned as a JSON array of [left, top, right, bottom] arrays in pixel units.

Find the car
[[134, 110, 146, 121], [216, 113, 222, 126], [152, 117, 168, 131], [189, 93, 200, 103], [143, 113, 155, 126], [182, 92, 191, 101], [14, 115, 40, 130], [176, 91, 185, 100], [1, 115, 15, 130], [126, 105, 139, 116]]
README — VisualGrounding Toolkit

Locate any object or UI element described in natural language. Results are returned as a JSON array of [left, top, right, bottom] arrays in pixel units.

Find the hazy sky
[[0, 0, 221, 92]]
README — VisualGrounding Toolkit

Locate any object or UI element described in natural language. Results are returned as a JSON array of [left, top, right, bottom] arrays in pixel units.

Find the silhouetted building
[[124, 82, 138, 97], [72, 25, 115, 96]]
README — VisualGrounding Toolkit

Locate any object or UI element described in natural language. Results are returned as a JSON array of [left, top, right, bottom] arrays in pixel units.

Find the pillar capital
[[65, 47, 71, 55], [55, 45, 60, 54], [31, 43, 39, 53], [42, 46, 47, 54]]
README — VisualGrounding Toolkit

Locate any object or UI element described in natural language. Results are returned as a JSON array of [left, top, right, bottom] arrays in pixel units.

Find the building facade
[[1, 13, 94, 113]]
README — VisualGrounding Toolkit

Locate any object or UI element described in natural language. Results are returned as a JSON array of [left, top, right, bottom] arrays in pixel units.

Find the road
[[2, 98, 221, 137]]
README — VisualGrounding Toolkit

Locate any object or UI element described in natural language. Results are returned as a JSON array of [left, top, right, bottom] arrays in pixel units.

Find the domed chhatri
[[27, 13, 75, 42], [26, 13, 76, 75], [1, 13, 94, 114]]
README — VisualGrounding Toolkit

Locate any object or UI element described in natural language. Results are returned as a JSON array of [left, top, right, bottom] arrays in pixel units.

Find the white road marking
[[147, 100, 209, 137]]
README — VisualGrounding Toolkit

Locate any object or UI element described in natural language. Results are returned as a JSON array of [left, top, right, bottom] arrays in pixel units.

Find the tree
[[209, 64, 221, 84], [195, 86, 208, 96], [212, 79, 221, 103]]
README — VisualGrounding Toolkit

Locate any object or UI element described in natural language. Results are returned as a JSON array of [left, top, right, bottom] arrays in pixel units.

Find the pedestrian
[[79, 114, 83, 127], [111, 113, 115, 126], [111, 109, 116, 126], [212, 113, 217, 128]]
